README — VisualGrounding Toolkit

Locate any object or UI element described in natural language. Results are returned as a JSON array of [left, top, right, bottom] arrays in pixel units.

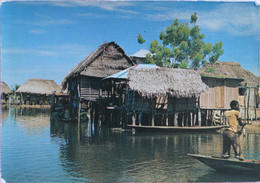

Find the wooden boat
[[188, 154, 260, 174], [128, 125, 224, 132]]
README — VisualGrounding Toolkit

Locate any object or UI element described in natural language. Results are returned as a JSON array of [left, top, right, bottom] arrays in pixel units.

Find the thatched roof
[[127, 68, 209, 98], [1, 81, 11, 94], [197, 61, 259, 87], [104, 64, 159, 80], [16, 79, 60, 95], [62, 42, 135, 88]]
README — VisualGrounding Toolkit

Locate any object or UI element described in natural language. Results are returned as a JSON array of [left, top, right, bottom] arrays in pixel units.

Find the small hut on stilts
[[198, 61, 259, 124], [16, 79, 61, 107], [1, 81, 11, 104], [60, 42, 135, 123], [124, 67, 213, 131]]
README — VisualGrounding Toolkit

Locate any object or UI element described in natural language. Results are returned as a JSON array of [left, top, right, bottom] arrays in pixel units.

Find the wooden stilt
[[247, 87, 250, 123], [174, 112, 178, 127], [132, 112, 136, 126], [190, 112, 193, 126], [139, 113, 142, 126], [193, 112, 197, 126], [151, 113, 155, 127], [151, 99, 155, 127], [198, 97, 202, 127], [254, 88, 257, 121], [181, 113, 184, 127], [198, 108, 201, 127], [78, 101, 81, 123]]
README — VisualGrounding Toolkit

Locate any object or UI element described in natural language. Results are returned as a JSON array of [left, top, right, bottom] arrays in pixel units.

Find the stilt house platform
[[112, 67, 220, 131]]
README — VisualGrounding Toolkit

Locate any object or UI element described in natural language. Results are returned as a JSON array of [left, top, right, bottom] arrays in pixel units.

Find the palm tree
[[10, 84, 20, 104]]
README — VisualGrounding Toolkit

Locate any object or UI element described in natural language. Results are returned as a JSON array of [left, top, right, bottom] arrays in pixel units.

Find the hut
[[102, 64, 160, 127], [130, 49, 152, 64], [60, 42, 135, 122], [125, 68, 209, 129], [1, 81, 11, 104], [16, 79, 61, 106], [197, 61, 259, 123]]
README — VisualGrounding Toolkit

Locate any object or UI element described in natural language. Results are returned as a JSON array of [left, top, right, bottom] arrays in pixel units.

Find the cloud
[[198, 3, 259, 36], [2, 44, 90, 58], [143, 3, 259, 36], [29, 29, 46, 34], [14, 18, 72, 26], [2, 48, 57, 56], [76, 13, 107, 18], [25, 1, 139, 14]]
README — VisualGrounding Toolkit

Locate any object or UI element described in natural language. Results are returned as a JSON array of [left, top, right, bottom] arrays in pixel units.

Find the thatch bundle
[[198, 61, 259, 87], [1, 81, 11, 94], [16, 79, 60, 95], [62, 42, 135, 88], [128, 68, 209, 98]]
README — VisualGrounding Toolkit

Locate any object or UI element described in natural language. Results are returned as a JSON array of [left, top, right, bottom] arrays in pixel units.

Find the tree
[[10, 84, 20, 101], [137, 34, 145, 44], [138, 12, 224, 69]]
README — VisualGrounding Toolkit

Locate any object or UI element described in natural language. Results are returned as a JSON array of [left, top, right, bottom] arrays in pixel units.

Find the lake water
[[1, 106, 260, 182]]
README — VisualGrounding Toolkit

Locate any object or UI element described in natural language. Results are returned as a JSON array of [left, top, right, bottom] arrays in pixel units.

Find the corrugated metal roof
[[104, 64, 159, 80], [131, 49, 151, 58]]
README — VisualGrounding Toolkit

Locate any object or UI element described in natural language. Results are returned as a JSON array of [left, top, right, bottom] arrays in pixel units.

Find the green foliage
[[178, 61, 188, 69], [200, 73, 209, 77], [11, 84, 20, 93], [137, 34, 145, 44], [206, 67, 215, 73], [216, 74, 226, 79], [209, 41, 224, 63], [143, 12, 224, 68], [10, 84, 20, 100], [191, 12, 198, 24]]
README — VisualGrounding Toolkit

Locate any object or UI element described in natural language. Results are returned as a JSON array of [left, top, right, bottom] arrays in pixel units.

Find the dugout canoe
[[188, 154, 260, 174], [128, 125, 224, 132]]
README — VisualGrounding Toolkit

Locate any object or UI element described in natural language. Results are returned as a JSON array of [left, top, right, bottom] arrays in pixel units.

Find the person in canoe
[[222, 100, 246, 160]]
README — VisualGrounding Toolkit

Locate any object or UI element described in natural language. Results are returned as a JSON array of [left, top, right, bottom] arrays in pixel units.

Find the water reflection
[[1, 107, 259, 182], [1, 105, 10, 125], [13, 107, 51, 135], [50, 120, 259, 182]]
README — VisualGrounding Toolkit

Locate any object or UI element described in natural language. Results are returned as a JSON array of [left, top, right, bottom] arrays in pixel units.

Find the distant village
[[1, 41, 260, 131]]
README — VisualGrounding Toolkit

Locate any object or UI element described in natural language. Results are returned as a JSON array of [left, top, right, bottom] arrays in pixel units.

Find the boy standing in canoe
[[222, 100, 246, 160]]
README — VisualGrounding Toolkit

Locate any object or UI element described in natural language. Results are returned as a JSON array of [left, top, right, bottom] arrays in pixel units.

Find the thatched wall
[[62, 42, 135, 89], [1, 81, 11, 94], [127, 68, 208, 98], [16, 79, 60, 95], [198, 61, 258, 87]]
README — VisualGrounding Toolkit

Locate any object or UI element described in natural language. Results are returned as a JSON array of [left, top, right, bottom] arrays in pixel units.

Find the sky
[[1, 0, 259, 88]]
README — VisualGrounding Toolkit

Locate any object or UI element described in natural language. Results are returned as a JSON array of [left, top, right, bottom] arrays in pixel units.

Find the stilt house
[[197, 61, 259, 123], [61, 42, 135, 120], [125, 68, 209, 127], [16, 79, 61, 106], [1, 81, 11, 104]]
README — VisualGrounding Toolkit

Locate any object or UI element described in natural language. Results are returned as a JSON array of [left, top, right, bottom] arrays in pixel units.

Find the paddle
[[237, 123, 247, 136]]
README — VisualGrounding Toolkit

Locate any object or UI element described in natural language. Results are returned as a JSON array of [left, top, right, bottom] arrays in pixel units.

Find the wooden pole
[[198, 97, 201, 127], [193, 112, 197, 126], [166, 95, 169, 126], [132, 112, 136, 126], [254, 88, 257, 121], [244, 84, 247, 122], [138, 113, 142, 126], [166, 113, 169, 126], [152, 99, 155, 127], [174, 113, 178, 127], [247, 87, 250, 123], [190, 112, 193, 127]]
